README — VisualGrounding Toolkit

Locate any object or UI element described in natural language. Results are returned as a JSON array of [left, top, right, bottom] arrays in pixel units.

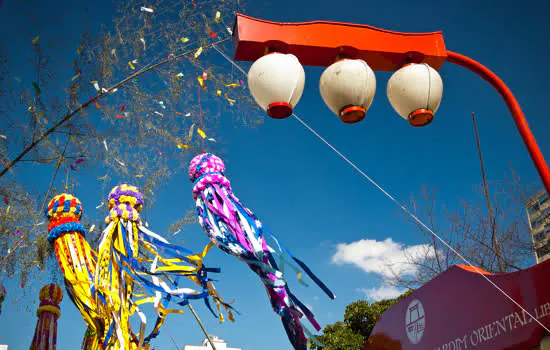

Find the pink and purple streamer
[[190, 153, 335, 350]]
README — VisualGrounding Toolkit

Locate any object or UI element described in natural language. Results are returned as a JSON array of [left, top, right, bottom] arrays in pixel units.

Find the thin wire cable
[[163, 324, 181, 350], [212, 44, 550, 333]]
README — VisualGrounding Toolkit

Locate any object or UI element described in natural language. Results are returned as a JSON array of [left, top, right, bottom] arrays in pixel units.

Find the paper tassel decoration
[[0, 284, 6, 315], [30, 284, 63, 350], [95, 184, 235, 349], [189, 153, 336, 350], [46, 194, 106, 350]]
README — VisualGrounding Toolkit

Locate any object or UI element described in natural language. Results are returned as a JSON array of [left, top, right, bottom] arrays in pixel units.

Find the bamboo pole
[[187, 304, 217, 350]]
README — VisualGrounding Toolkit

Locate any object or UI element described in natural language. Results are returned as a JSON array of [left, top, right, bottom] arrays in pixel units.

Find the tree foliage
[[382, 171, 541, 290], [309, 291, 412, 350], [0, 0, 260, 293]]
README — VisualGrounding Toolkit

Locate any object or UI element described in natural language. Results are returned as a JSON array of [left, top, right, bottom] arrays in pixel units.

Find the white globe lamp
[[319, 59, 376, 123], [247, 52, 305, 119], [386, 63, 443, 127]]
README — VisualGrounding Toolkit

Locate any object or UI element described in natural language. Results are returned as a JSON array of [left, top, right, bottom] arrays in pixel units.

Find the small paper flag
[[71, 70, 82, 81], [197, 128, 206, 139], [225, 94, 236, 103], [215, 11, 221, 22], [181, 37, 189, 43], [194, 46, 203, 58], [197, 76, 206, 88]]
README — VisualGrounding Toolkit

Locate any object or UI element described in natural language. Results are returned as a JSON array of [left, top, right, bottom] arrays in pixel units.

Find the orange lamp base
[[408, 108, 434, 127], [340, 106, 366, 124], [267, 102, 293, 119]]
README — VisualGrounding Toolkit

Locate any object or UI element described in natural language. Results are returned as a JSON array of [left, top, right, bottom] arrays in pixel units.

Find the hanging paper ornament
[[0, 284, 6, 315], [46, 194, 107, 349], [30, 284, 63, 350], [96, 185, 236, 348], [189, 154, 335, 350]]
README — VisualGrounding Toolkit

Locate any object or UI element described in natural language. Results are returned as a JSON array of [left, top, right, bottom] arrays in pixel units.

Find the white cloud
[[358, 286, 405, 302], [331, 238, 435, 277]]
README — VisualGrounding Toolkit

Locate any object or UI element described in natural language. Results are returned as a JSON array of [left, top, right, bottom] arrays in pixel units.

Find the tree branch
[[0, 37, 231, 179]]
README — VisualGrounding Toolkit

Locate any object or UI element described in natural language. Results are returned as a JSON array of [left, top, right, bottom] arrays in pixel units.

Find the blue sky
[[1, 0, 550, 349]]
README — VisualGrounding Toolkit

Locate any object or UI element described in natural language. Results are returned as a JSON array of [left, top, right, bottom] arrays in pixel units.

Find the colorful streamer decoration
[[30, 284, 63, 350], [46, 194, 106, 350], [0, 284, 6, 315], [189, 153, 336, 350], [95, 184, 235, 348]]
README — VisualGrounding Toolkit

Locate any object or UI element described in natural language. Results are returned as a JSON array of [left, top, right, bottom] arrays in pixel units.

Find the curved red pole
[[446, 50, 550, 195]]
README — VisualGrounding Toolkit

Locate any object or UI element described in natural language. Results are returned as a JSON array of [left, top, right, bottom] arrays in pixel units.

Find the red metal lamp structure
[[231, 14, 550, 195]]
